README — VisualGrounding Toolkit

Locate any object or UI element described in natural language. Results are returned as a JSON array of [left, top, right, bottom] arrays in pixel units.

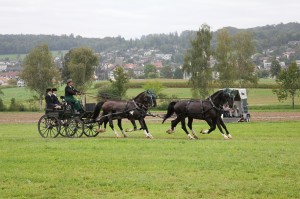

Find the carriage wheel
[[83, 120, 100, 137], [59, 119, 69, 137], [38, 115, 61, 138], [66, 118, 84, 138]]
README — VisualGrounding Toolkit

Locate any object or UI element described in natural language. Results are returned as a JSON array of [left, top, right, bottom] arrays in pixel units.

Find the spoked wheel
[[66, 118, 84, 138], [59, 119, 69, 137], [38, 115, 61, 138], [83, 120, 100, 137]]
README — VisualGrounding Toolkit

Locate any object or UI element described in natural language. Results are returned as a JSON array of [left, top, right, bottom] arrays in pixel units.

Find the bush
[[155, 93, 178, 110], [0, 98, 6, 111], [96, 84, 120, 102], [8, 98, 25, 111]]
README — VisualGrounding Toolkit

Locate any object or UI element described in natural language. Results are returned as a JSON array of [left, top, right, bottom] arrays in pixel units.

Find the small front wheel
[[83, 120, 100, 137]]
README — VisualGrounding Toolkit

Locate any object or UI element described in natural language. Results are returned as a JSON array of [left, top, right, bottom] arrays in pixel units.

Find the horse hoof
[[188, 134, 195, 140], [166, 129, 174, 134], [200, 129, 208, 134], [98, 129, 106, 133], [223, 135, 229, 140], [193, 135, 199, 139], [125, 128, 133, 132], [228, 134, 233, 139]]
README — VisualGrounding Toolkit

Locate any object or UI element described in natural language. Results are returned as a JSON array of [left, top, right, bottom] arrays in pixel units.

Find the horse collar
[[209, 97, 221, 111]]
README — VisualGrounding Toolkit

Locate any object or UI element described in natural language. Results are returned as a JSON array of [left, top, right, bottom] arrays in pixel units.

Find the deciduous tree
[[111, 66, 129, 99], [21, 44, 59, 110], [273, 62, 300, 109], [182, 24, 213, 98], [63, 47, 99, 91], [232, 31, 258, 87], [270, 58, 281, 78], [215, 28, 236, 88]]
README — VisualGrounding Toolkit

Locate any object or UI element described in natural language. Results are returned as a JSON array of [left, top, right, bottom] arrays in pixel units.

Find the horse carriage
[[37, 88, 246, 140], [37, 95, 99, 138], [37, 90, 157, 138]]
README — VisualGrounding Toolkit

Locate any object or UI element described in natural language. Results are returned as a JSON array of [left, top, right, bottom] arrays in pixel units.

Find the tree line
[[1, 22, 300, 57]]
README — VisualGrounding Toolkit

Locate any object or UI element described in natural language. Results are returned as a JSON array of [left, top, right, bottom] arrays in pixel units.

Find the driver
[[64, 79, 83, 114]]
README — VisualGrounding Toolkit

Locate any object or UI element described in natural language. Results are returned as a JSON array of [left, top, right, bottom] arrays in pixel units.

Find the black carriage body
[[38, 95, 99, 138]]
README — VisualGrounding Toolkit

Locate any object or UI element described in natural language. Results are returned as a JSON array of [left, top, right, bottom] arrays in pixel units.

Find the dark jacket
[[65, 86, 80, 97], [51, 94, 60, 104], [45, 94, 55, 109]]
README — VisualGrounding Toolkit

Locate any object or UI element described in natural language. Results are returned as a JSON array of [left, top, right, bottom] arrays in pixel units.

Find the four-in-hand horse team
[[91, 88, 237, 140], [41, 79, 238, 140]]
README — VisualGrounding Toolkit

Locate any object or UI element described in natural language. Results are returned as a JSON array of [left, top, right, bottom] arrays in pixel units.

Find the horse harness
[[185, 98, 223, 117], [122, 100, 148, 118]]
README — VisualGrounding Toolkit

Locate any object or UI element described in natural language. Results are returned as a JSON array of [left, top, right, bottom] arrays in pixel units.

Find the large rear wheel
[[38, 115, 61, 138]]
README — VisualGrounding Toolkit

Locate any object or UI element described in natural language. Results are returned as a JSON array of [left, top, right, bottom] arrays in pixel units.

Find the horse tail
[[92, 101, 105, 120], [162, 101, 177, 124]]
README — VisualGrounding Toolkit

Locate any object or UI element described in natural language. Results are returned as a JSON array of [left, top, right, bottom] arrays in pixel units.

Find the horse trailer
[[222, 88, 250, 122]]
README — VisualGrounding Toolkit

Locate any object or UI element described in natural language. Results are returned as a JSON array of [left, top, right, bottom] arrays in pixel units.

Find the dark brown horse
[[92, 90, 157, 138], [162, 89, 237, 139]]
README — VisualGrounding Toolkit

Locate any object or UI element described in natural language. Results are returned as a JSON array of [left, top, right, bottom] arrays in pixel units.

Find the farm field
[[0, 121, 299, 198]]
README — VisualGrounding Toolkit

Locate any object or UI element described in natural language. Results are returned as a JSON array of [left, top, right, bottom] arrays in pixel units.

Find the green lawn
[[0, 121, 299, 198]]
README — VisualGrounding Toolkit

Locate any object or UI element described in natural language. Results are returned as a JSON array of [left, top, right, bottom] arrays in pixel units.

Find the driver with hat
[[64, 79, 83, 114]]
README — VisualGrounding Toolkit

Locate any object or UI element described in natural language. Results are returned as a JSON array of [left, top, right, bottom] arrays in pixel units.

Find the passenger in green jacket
[[64, 79, 83, 114]]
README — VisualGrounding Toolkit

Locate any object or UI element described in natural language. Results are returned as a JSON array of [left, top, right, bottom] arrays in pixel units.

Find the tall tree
[[232, 31, 257, 87], [20, 44, 59, 110], [182, 24, 213, 98], [215, 28, 236, 87], [63, 47, 99, 91], [273, 62, 300, 109], [111, 66, 129, 99], [270, 58, 281, 78]]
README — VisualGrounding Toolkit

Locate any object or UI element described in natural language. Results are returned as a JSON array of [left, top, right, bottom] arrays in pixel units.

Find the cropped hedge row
[[94, 81, 279, 89]]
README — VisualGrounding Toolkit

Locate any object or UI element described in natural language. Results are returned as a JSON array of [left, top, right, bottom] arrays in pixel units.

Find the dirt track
[[0, 111, 300, 124]]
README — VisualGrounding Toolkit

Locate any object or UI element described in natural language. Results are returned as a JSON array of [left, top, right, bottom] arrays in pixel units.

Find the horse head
[[134, 90, 157, 108], [222, 88, 237, 108]]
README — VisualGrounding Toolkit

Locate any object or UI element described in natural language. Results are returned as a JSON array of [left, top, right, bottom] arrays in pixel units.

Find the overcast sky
[[0, 0, 299, 39]]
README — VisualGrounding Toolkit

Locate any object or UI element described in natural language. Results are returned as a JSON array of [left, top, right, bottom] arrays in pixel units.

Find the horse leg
[[181, 117, 194, 140], [108, 113, 120, 138], [215, 118, 229, 140], [166, 116, 181, 134], [200, 119, 213, 134], [187, 117, 198, 139], [96, 114, 107, 133], [139, 118, 152, 138], [201, 118, 217, 135], [219, 117, 232, 139], [125, 118, 138, 132], [117, 119, 127, 138]]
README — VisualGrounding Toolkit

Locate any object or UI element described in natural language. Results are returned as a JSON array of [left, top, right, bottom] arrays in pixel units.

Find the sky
[[0, 0, 299, 39]]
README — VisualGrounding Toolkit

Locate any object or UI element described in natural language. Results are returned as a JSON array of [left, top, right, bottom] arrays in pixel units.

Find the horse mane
[[133, 91, 146, 101], [207, 90, 223, 100]]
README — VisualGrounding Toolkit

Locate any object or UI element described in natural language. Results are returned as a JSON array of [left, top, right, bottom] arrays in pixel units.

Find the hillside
[[1, 22, 300, 56]]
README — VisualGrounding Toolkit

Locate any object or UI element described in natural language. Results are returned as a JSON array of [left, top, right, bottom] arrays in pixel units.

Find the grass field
[[0, 121, 300, 198]]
